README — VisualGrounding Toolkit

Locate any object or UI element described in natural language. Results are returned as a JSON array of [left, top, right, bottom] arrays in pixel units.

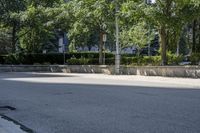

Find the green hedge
[[121, 56, 161, 66], [0, 52, 115, 65], [67, 58, 98, 65], [67, 56, 162, 66], [0, 55, 6, 64], [0, 52, 185, 65], [190, 53, 200, 65], [2, 53, 64, 65], [67, 58, 115, 65]]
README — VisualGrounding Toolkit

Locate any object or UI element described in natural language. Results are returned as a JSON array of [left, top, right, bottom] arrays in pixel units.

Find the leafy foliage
[[0, 0, 199, 65]]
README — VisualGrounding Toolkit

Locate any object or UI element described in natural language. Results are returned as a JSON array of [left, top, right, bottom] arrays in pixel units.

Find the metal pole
[[63, 45, 66, 65], [103, 42, 106, 65], [115, 1, 120, 75]]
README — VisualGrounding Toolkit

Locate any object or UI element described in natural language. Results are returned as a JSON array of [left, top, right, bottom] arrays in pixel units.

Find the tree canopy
[[0, 0, 199, 65]]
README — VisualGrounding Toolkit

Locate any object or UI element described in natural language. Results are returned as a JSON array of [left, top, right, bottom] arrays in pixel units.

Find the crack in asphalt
[[0, 106, 16, 111]]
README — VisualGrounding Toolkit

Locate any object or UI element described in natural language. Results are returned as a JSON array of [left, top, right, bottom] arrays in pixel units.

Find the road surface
[[0, 72, 200, 133]]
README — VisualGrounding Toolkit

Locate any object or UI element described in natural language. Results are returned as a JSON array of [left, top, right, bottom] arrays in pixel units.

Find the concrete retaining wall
[[120, 66, 200, 78], [0, 65, 199, 78], [50, 65, 113, 74], [0, 65, 113, 74]]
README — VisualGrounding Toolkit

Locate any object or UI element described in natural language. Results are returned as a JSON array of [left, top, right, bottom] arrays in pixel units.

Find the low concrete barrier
[[50, 65, 113, 74], [120, 66, 200, 78], [0, 65, 199, 78], [0, 65, 113, 74]]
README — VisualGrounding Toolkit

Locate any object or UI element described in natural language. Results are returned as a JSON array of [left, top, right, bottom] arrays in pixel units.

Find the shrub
[[0, 52, 115, 65], [105, 58, 115, 65], [87, 58, 98, 65], [121, 57, 138, 65], [67, 58, 94, 65], [168, 54, 184, 65], [68, 52, 114, 59], [0, 52, 186, 66], [67, 56, 162, 66], [121, 56, 161, 66], [151, 56, 162, 65], [2, 53, 64, 65], [3, 54, 19, 64], [0, 55, 6, 64], [190, 53, 200, 65]]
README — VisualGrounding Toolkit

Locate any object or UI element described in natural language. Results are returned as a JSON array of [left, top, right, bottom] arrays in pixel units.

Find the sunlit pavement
[[0, 72, 200, 133]]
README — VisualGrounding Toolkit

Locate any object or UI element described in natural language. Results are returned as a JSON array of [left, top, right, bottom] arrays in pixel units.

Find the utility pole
[[115, 0, 120, 75]]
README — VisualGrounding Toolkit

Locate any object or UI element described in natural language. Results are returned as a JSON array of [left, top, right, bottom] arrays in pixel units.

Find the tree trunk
[[192, 19, 197, 53], [11, 23, 17, 53], [176, 29, 183, 56], [176, 42, 180, 56], [99, 31, 103, 65], [158, 0, 172, 65], [159, 26, 167, 65]]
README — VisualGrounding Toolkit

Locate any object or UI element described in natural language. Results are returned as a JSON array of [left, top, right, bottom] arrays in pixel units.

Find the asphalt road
[[0, 72, 200, 133]]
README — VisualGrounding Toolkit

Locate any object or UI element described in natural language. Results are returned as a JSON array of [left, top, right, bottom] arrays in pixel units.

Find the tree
[[18, 0, 63, 53], [143, 0, 200, 65], [65, 0, 116, 64], [120, 0, 156, 55], [191, 18, 200, 54], [0, 0, 26, 53]]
